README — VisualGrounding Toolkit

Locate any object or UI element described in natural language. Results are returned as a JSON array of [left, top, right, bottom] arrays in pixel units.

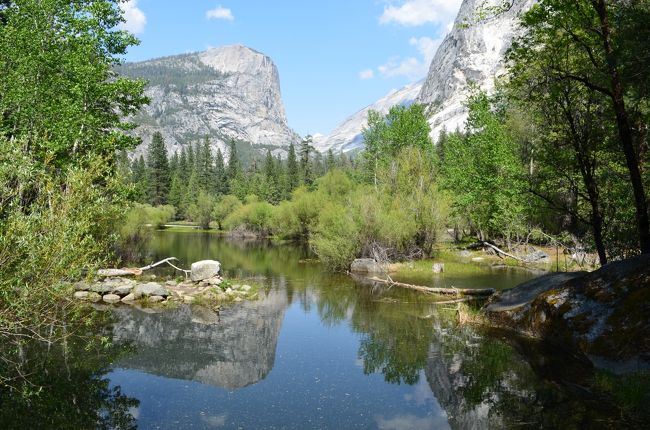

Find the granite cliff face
[[417, 0, 535, 139], [317, 0, 534, 153], [118, 45, 300, 158], [112, 290, 287, 389], [313, 80, 423, 154]]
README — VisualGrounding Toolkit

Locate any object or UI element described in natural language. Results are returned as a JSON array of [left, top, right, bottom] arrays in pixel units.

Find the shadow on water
[[0, 231, 637, 428]]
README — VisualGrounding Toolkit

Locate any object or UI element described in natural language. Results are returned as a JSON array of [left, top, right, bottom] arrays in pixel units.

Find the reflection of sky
[[108, 300, 451, 429]]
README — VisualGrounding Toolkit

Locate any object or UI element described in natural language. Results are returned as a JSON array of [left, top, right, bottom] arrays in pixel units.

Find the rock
[[78, 292, 102, 302], [148, 295, 164, 303], [74, 281, 91, 291], [190, 260, 221, 282], [240, 285, 252, 292], [133, 282, 170, 299], [485, 254, 650, 364], [89, 283, 112, 294], [183, 296, 196, 304], [74, 291, 89, 300], [206, 277, 222, 286], [102, 294, 121, 304], [432, 263, 445, 274], [350, 258, 384, 274], [485, 272, 585, 313], [112, 285, 133, 296], [524, 250, 551, 263], [458, 250, 472, 258], [165, 280, 178, 287], [121, 293, 136, 303]]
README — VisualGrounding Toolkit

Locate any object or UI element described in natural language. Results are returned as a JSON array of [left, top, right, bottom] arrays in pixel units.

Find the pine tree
[[131, 155, 149, 203], [146, 132, 170, 205], [326, 149, 336, 172], [214, 148, 226, 195], [286, 142, 299, 193], [263, 150, 281, 204], [299, 135, 314, 187], [226, 140, 241, 194]]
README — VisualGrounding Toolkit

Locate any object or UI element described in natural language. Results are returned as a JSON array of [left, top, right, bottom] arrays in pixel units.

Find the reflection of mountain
[[112, 290, 287, 389]]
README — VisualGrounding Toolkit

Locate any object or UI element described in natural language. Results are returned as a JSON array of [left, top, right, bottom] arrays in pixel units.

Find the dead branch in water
[[480, 241, 525, 262], [364, 276, 495, 297], [97, 257, 191, 279]]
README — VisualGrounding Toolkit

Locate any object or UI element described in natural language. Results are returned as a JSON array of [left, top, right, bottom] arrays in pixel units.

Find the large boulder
[[133, 282, 170, 299], [191, 260, 221, 282], [350, 258, 383, 274], [485, 254, 650, 365]]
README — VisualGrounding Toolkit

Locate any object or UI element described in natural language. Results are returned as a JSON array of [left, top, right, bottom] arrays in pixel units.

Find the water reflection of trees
[[0, 312, 139, 429]]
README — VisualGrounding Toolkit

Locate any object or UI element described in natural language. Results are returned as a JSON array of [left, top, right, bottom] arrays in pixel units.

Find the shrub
[[311, 203, 360, 270]]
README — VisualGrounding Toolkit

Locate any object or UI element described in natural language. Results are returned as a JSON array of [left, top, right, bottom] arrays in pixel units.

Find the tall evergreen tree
[[286, 142, 299, 193], [214, 147, 226, 195], [299, 135, 314, 187], [131, 155, 149, 203], [146, 132, 170, 205]]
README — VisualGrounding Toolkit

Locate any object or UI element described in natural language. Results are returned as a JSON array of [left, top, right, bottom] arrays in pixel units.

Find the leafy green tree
[[441, 92, 526, 243], [509, 0, 650, 254], [212, 195, 242, 230], [146, 132, 170, 205], [0, 0, 148, 169], [188, 191, 216, 229]]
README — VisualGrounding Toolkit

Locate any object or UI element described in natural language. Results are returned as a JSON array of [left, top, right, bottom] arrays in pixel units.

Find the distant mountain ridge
[[316, 0, 535, 153], [118, 44, 300, 159]]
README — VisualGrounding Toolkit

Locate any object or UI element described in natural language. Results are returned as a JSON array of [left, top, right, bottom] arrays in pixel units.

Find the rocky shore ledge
[[73, 260, 258, 307], [484, 254, 650, 369]]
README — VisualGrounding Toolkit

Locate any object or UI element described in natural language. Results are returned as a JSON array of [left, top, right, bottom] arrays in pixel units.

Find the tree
[[299, 135, 314, 187], [226, 140, 241, 183], [0, 0, 148, 169], [286, 142, 299, 193], [187, 191, 216, 229], [440, 92, 527, 244], [214, 148, 226, 195], [146, 132, 170, 206], [510, 0, 650, 254], [131, 155, 149, 203], [212, 195, 242, 230], [362, 104, 433, 186]]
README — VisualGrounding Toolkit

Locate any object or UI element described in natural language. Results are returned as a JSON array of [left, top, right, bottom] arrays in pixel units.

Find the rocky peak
[[417, 0, 536, 139], [120, 44, 299, 160]]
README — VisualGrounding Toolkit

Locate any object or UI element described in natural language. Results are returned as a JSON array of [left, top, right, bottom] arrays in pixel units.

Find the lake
[[0, 231, 617, 429]]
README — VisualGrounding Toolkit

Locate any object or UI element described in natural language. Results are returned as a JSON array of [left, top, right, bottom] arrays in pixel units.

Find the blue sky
[[119, 1, 463, 136]]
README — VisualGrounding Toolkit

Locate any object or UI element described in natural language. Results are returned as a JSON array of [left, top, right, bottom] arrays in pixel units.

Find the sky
[[119, 0, 463, 137]]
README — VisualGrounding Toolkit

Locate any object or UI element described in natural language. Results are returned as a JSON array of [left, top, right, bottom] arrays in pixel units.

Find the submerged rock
[[350, 258, 383, 274], [191, 260, 221, 282], [485, 254, 650, 366]]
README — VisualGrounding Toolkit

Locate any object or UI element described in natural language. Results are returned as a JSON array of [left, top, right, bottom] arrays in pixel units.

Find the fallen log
[[365, 276, 495, 297], [480, 241, 525, 262], [97, 257, 191, 279]]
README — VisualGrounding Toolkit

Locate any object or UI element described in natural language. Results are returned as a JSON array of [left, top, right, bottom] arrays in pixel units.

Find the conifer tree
[[286, 142, 299, 193], [299, 135, 314, 187], [146, 132, 170, 205], [131, 155, 149, 203], [214, 147, 226, 195]]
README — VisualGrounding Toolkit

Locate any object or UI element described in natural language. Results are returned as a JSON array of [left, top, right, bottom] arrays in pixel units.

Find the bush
[[223, 196, 275, 237], [187, 191, 216, 229], [311, 203, 360, 270], [212, 195, 242, 230], [118, 203, 175, 261]]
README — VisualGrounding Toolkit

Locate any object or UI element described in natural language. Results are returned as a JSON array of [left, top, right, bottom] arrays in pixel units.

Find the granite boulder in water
[[191, 260, 221, 282]]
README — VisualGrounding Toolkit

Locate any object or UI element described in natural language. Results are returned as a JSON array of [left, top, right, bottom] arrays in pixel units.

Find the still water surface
[[102, 231, 608, 429]]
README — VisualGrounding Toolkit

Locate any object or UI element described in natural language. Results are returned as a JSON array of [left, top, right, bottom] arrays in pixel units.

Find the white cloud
[[359, 69, 375, 80], [206, 6, 234, 21], [376, 36, 442, 80], [119, 0, 146, 35], [380, 0, 462, 28]]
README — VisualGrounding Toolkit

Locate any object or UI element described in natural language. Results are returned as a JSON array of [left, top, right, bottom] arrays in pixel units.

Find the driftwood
[[480, 241, 525, 262], [365, 276, 495, 297], [98, 257, 191, 279]]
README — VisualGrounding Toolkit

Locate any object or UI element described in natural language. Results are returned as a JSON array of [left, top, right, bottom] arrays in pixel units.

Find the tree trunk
[[593, 0, 650, 254]]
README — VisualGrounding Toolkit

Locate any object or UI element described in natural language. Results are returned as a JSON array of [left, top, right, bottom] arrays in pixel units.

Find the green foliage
[[146, 132, 170, 205], [212, 195, 242, 230], [440, 91, 527, 242], [311, 203, 361, 270], [118, 203, 175, 261], [187, 191, 216, 229], [223, 196, 275, 236]]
